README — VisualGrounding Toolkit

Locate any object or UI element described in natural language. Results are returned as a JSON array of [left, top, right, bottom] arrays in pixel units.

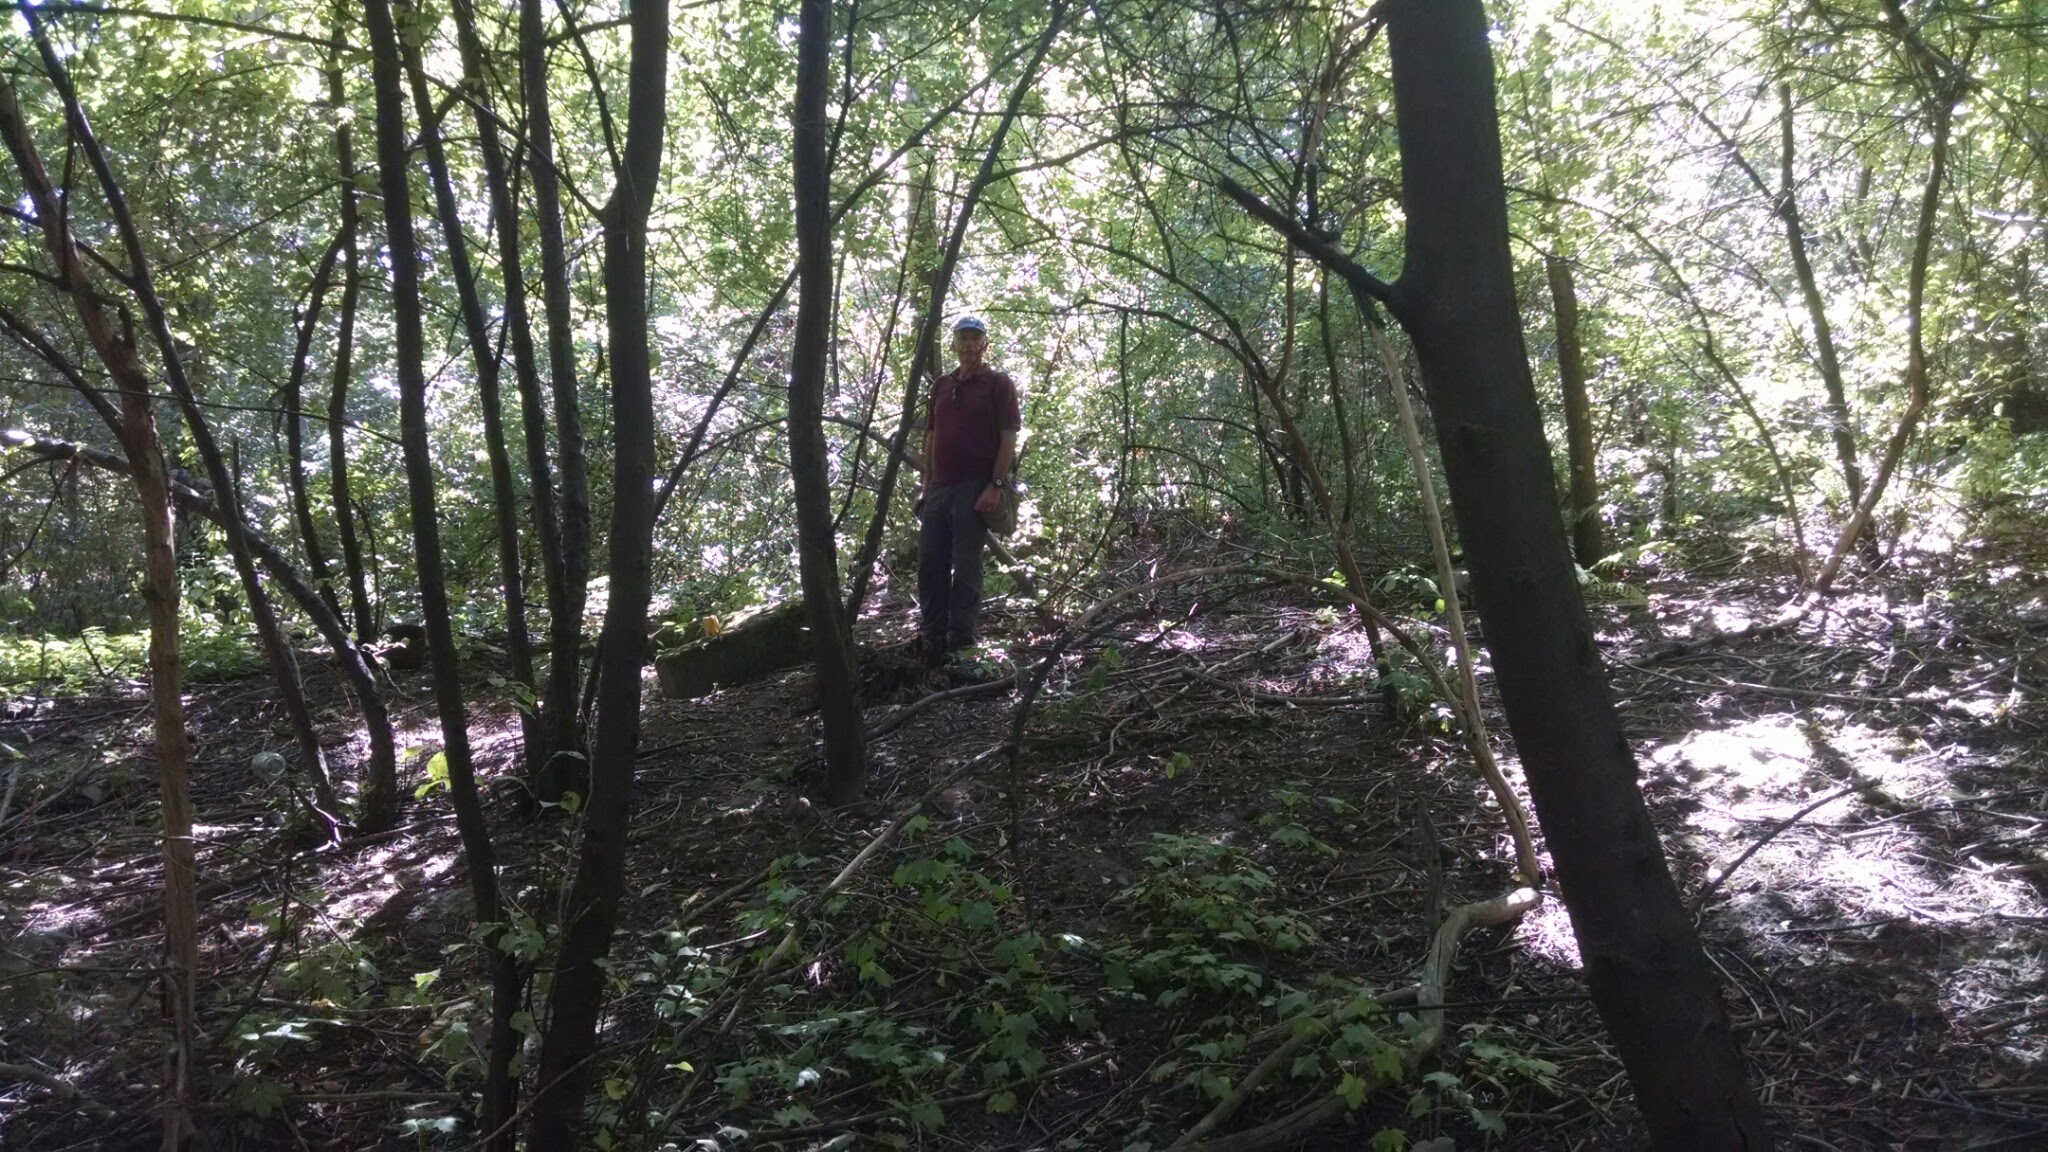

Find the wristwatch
[[989, 477, 1008, 489]]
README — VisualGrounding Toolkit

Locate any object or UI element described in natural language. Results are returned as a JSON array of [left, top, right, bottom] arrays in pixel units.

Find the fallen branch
[[1172, 887, 1540, 1152], [865, 672, 1020, 741], [0, 1061, 119, 1120], [1174, 663, 1373, 707], [1690, 785, 1858, 916]]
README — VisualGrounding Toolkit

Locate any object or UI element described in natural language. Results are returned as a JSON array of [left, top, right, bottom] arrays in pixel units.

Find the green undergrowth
[[523, 780, 1564, 1151], [198, 768, 1561, 1149], [0, 612, 261, 700]]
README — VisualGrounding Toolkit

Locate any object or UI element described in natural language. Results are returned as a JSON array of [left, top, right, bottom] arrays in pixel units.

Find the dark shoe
[[945, 654, 1002, 686], [920, 635, 947, 670]]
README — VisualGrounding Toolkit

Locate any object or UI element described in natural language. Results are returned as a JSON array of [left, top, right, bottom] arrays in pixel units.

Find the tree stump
[[653, 600, 810, 699]]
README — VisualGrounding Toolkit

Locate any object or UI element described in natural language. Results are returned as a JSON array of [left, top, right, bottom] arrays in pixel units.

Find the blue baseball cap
[[953, 315, 988, 334]]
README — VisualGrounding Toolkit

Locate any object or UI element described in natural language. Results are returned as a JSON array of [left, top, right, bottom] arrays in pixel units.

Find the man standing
[[916, 315, 1019, 668]]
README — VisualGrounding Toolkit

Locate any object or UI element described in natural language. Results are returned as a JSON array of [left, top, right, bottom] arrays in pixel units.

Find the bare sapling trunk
[[22, 11, 344, 837], [1546, 248, 1606, 567], [1360, 310, 1543, 887], [525, 0, 669, 1138], [399, 20, 542, 786], [0, 69, 200, 1152], [1810, 2, 1961, 595], [359, 0, 520, 1139], [1777, 82, 1867, 521], [450, 0, 569, 802], [521, 0, 590, 797], [327, 37, 377, 647], [284, 226, 346, 622], [790, 0, 869, 805]]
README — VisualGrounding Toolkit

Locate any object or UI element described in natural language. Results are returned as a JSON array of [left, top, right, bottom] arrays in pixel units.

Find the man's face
[[953, 329, 988, 366]]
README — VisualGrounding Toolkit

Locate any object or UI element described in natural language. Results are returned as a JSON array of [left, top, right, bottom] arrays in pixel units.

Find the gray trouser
[[917, 481, 988, 651]]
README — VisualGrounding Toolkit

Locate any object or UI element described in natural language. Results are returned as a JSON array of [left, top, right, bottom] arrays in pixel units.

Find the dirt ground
[[2, 540, 2043, 1151]]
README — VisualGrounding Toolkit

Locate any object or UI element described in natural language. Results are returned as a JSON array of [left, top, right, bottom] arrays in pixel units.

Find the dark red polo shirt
[[924, 365, 1020, 488]]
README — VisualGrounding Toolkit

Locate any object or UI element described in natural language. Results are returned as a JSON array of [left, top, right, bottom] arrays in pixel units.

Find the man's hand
[[913, 488, 927, 515], [974, 483, 1001, 514]]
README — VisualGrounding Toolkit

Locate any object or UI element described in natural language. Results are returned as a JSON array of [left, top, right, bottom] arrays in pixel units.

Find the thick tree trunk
[[1220, 5, 1770, 1145], [0, 72, 199, 1152], [360, 0, 520, 1140], [522, 0, 590, 797], [399, 26, 542, 788], [791, 0, 869, 806], [1377, 4, 1768, 1144], [524, 0, 668, 1139], [1546, 250, 1605, 567]]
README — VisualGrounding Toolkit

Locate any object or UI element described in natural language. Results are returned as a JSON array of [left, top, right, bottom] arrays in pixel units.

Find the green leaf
[[1336, 1071, 1369, 1110], [906, 1095, 945, 1131], [1370, 1128, 1410, 1152], [986, 1089, 1018, 1114], [237, 1079, 285, 1118]]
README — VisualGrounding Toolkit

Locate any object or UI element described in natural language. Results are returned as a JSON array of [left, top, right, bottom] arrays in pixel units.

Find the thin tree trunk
[[10, 427, 401, 835], [792, 0, 868, 806], [1546, 249, 1605, 567], [834, 200, 926, 531], [399, 25, 542, 788], [23, 13, 343, 836], [451, 0, 569, 799], [284, 226, 346, 621], [1810, 7, 1957, 595], [525, 0, 668, 1137], [522, 0, 589, 797], [327, 31, 375, 646], [1245, 337, 1379, 663], [843, 0, 1071, 620], [360, 0, 518, 1141], [0, 73, 198, 1152], [1317, 273, 1358, 531], [652, 271, 796, 526], [1778, 81, 1865, 514]]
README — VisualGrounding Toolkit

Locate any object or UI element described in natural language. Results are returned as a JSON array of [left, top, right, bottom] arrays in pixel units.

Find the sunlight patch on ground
[[1515, 893, 1583, 971], [1649, 713, 2048, 1056], [1313, 625, 1378, 680]]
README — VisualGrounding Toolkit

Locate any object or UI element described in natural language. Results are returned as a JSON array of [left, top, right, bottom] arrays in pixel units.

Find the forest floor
[[2, 533, 2045, 1151]]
